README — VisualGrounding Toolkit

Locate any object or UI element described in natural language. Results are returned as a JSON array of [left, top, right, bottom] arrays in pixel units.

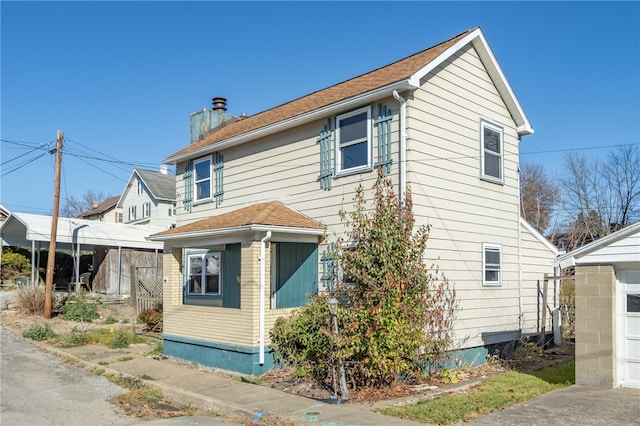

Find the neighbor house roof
[[165, 26, 532, 164], [117, 168, 176, 208], [149, 201, 324, 241], [77, 196, 119, 219]]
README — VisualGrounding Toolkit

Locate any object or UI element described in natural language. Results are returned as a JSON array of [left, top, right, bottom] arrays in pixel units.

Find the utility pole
[[44, 130, 63, 319]]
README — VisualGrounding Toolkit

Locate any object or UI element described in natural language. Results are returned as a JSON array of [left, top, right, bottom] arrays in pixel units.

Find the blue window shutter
[[320, 243, 336, 293], [274, 243, 318, 309], [317, 119, 333, 190], [374, 104, 393, 175], [183, 161, 193, 213], [213, 152, 224, 207], [222, 243, 241, 308]]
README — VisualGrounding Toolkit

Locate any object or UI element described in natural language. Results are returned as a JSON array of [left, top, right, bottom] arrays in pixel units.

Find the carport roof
[[0, 212, 165, 251]]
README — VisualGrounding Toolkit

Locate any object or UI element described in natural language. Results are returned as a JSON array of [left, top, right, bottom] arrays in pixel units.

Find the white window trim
[[482, 243, 502, 287], [187, 250, 222, 296], [143, 202, 151, 218], [136, 179, 144, 195], [194, 155, 213, 204], [335, 106, 372, 175], [480, 120, 504, 184], [128, 205, 136, 221]]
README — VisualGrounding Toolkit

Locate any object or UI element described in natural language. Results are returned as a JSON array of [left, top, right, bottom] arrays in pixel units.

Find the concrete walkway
[[11, 330, 640, 425]]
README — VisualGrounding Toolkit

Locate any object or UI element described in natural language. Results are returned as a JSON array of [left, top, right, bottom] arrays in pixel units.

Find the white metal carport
[[1, 212, 164, 294]]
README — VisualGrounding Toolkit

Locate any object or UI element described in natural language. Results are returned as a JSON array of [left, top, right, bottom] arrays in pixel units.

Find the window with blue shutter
[[374, 104, 393, 175], [317, 119, 333, 190], [183, 243, 241, 308], [183, 161, 193, 213], [213, 152, 224, 207]]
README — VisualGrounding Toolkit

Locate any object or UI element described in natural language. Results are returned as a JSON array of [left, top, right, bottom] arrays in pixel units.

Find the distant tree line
[[520, 145, 640, 251]]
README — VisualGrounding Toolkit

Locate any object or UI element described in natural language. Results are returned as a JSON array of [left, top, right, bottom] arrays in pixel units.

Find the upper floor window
[[336, 107, 371, 174], [128, 206, 136, 221], [480, 121, 504, 183], [143, 202, 151, 218], [482, 243, 502, 286], [117, 212, 123, 223], [136, 179, 144, 195], [187, 251, 221, 296], [194, 156, 212, 202]]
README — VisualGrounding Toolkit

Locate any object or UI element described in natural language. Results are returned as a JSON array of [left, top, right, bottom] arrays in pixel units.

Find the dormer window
[[336, 107, 371, 174]]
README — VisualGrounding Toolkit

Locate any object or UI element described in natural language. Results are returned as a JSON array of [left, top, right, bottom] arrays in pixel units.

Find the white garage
[[557, 222, 640, 389]]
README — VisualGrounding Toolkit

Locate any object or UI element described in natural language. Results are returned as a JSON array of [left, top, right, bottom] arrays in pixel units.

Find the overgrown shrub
[[60, 292, 99, 322], [110, 330, 130, 348], [12, 284, 62, 315], [22, 323, 56, 341], [270, 171, 458, 391], [1, 251, 31, 282], [270, 294, 333, 381], [138, 302, 163, 331]]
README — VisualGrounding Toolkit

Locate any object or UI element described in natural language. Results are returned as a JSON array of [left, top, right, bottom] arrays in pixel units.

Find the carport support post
[[44, 130, 63, 319]]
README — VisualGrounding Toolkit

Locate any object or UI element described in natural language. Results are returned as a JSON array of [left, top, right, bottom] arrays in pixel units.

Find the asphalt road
[[0, 324, 135, 425]]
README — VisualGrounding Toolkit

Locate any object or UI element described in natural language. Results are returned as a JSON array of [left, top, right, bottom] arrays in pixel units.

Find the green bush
[[109, 330, 129, 348], [60, 293, 99, 322], [270, 294, 333, 381], [1, 251, 31, 282], [23, 323, 56, 341]]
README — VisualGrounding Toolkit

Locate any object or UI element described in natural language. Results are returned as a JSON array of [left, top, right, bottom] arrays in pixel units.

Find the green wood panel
[[222, 243, 241, 308], [275, 243, 318, 309]]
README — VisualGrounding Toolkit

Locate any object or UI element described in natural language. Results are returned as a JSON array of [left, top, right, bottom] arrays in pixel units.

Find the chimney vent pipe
[[212, 97, 227, 112]]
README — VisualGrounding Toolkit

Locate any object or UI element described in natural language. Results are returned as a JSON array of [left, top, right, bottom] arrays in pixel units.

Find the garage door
[[618, 270, 640, 389]]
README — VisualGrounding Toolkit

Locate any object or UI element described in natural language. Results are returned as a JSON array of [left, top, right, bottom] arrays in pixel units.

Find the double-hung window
[[187, 251, 221, 296], [143, 202, 151, 218], [128, 206, 136, 221], [483, 243, 502, 286], [336, 107, 371, 174], [136, 179, 144, 195], [480, 121, 504, 183], [194, 156, 212, 202]]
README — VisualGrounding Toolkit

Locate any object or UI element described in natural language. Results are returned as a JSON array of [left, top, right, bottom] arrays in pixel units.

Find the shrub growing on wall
[[270, 171, 458, 391]]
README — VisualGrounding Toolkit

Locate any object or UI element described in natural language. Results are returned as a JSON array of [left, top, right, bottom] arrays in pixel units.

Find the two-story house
[[117, 167, 177, 229], [77, 195, 122, 223], [150, 27, 559, 375]]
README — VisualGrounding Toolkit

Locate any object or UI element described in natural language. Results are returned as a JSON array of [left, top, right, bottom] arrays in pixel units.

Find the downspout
[[259, 231, 272, 365], [517, 159, 523, 336], [393, 90, 407, 203]]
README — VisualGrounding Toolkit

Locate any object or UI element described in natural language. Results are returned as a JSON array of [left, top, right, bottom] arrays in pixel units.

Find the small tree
[[270, 171, 458, 391]]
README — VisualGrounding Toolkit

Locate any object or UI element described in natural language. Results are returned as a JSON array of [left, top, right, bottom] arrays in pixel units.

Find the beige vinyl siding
[[176, 99, 401, 235], [519, 223, 557, 335], [406, 44, 522, 347]]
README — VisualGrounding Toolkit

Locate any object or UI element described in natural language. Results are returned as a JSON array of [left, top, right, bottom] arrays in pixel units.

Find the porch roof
[[148, 201, 324, 242]]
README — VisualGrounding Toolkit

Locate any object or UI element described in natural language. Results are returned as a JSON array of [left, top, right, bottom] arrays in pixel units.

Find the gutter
[[392, 90, 407, 203], [165, 80, 418, 164], [259, 231, 272, 365], [147, 224, 325, 242]]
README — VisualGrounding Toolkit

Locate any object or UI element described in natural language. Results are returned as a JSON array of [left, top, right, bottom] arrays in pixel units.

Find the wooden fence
[[130, 266, 162, 314]]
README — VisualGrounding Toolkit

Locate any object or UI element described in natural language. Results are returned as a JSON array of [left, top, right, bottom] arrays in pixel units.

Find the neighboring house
[[149, 27, 558, 375], [557, 222, 640, 389], [117, 167, 177, 229], [77, 196, 122, 223], [0, 205, 10, 223]]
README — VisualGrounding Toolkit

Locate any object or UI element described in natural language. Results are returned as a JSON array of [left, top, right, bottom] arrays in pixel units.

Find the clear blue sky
[[2, 1, 639, 215]]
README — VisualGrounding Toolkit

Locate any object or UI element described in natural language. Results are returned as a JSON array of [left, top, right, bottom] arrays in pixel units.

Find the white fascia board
[[520, 217, 559, 255], [147, 224, 325, 242], [164, 80, 417, 164], [116, 170, 137, 208], [409, 28, 533, 137]]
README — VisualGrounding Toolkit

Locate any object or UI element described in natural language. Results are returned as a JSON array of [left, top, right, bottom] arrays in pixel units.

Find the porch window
[[183, 244, 241, 308], [483, 243, 502, 286], [187, 251, 221, 296], [336, 107, 371, 174], [480, 121, 504, 183]]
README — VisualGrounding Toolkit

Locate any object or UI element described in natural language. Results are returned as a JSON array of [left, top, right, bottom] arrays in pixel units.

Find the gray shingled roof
[[136, 169, 176, 201]]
